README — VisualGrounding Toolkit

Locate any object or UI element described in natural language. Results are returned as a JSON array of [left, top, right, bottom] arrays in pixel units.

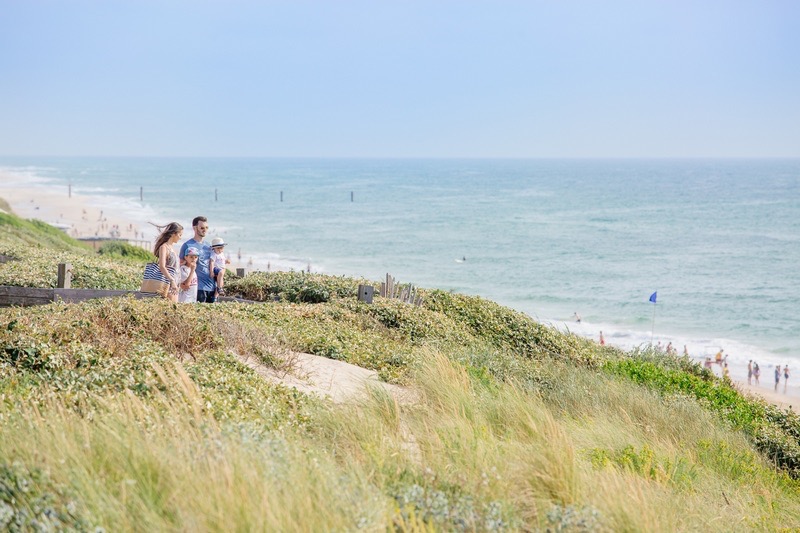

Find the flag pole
[[650, 303, 656, 345], [649, 291, 658, 345]]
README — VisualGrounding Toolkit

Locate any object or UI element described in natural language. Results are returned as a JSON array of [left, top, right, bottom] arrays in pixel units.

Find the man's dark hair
[[192, 216, 207, 227]]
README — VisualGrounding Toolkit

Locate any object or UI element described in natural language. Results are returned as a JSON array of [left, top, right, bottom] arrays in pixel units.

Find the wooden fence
[[0, 262, 256, 308], [379, 274, 424, 306], [0, 285, 159, 307]]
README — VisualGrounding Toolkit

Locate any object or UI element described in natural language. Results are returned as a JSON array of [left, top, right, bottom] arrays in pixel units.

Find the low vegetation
[[97, 241, 155, 262], [1, 206, 799, 530]]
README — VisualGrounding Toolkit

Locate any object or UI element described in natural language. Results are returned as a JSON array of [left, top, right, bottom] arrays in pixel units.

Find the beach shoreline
[[0, 169, 257, 269], [0, 169, 155, 245]]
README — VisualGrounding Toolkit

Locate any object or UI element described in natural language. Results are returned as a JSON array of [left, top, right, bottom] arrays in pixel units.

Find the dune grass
[[3, 352, 797, 531]]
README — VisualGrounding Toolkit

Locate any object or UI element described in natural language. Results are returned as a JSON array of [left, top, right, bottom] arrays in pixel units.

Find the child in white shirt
[[210, 237, 230, 296], [178, 247, 199, 303]]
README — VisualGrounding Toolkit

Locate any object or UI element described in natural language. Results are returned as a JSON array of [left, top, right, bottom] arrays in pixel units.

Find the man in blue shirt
[[179, 216, 216, 303]]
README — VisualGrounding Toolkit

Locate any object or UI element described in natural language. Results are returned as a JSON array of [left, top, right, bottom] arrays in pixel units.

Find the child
[[179, 247, 200, 303], [210, 237, 230, 296]]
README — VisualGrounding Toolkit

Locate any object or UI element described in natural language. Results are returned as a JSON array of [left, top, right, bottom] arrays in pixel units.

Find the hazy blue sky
[[1, 1, 798, 157]]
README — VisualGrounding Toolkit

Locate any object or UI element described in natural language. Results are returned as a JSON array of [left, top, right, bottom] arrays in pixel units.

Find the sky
[[1, 0, 799, 158]]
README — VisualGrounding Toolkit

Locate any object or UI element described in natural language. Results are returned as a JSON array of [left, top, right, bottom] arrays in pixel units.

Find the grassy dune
[[1, 208, 799, 531]]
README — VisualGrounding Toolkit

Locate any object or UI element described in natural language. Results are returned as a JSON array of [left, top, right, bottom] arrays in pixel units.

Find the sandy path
[[237, 350, 415, 405]]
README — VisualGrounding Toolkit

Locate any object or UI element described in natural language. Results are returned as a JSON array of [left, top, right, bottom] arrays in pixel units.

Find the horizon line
[[2, 155, 800, 161]]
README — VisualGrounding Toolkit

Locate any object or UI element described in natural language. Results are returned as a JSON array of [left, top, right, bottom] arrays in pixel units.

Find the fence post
[[357, 284, 374, 304], [57, 263, 72, 289], [236, 268, 247, 277]]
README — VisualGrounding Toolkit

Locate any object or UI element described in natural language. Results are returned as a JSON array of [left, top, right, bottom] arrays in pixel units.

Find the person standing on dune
[[180, 216, 216, 303]]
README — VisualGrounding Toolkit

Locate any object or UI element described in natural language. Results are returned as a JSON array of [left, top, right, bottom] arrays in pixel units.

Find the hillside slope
[[0, 209, 798, 531]]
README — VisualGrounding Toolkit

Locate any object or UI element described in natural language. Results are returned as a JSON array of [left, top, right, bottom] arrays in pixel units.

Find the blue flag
[[649, 291, 657, 304]]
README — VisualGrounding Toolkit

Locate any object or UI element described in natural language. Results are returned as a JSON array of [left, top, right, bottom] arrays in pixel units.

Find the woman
[[152, 222, 183, 302]]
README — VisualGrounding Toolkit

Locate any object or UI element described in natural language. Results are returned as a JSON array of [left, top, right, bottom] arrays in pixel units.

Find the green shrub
[[604, 355, 800, 478], [0, 244, 141, 289], [97, 241, 153, 262], [423, 290, 604, 367], [0, 212, 89, 253], [227, 271, 363, 303], [0, 461, 93, 531]]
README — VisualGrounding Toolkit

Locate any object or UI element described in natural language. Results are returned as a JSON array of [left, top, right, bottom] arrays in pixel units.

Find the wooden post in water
[[57, 263, 72, 289], [280, 191, 283, 202], [215, 188, 218, 202], [140, 186, 143, 201], [351, 191, 354, 202], [68, 183, 71, 198]]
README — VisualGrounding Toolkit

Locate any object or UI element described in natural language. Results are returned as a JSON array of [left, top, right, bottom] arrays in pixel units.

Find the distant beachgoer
[[753, 363, 760, 385], [666, 342, 674, 355], [179, 216, 215, 303], [775, 365, 781, 392], [747, 360, 753, 385], [715, 349, 724, 365], [574, 312, 581, 323], [152, 222, 182, 302], [723, 362, 730, 380], [237, 247, 242, 262], [704, 357, 713, 369], [599, 331, 605, 346], [784, 365, 790, 394], [210, 237, 229, 296], [178, 247, 200, 303], [683, 345, 689, 357]]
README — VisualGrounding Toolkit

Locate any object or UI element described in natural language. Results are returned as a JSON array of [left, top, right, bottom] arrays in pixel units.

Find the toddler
[[178, 247, 199, 303], [210, 237, 230, 296]]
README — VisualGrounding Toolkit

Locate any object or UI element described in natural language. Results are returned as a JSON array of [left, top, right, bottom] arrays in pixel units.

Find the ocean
[[2, 157, 799, 379]]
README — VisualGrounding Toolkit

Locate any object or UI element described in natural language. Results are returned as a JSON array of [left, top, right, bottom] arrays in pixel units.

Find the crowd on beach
[[151, 215, 230, 304], [579, 314, 794, 398]]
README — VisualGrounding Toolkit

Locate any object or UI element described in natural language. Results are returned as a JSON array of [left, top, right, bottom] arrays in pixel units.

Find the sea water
[[2, 157, 798, 379]]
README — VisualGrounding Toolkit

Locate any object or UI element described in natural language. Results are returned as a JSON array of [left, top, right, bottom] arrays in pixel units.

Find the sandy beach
[[0, 169, 155, 245], [0, 170, 252, 269], [735, 381, 797, 412], [704, 358, 799, 412]]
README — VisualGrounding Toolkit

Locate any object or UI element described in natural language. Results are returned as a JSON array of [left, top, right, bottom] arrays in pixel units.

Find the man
[[784, 365, 790, 394], [179, 216, 216, 303]]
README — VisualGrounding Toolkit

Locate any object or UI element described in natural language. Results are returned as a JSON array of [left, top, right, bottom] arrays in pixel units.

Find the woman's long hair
[[151, 222, 183, 257]]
